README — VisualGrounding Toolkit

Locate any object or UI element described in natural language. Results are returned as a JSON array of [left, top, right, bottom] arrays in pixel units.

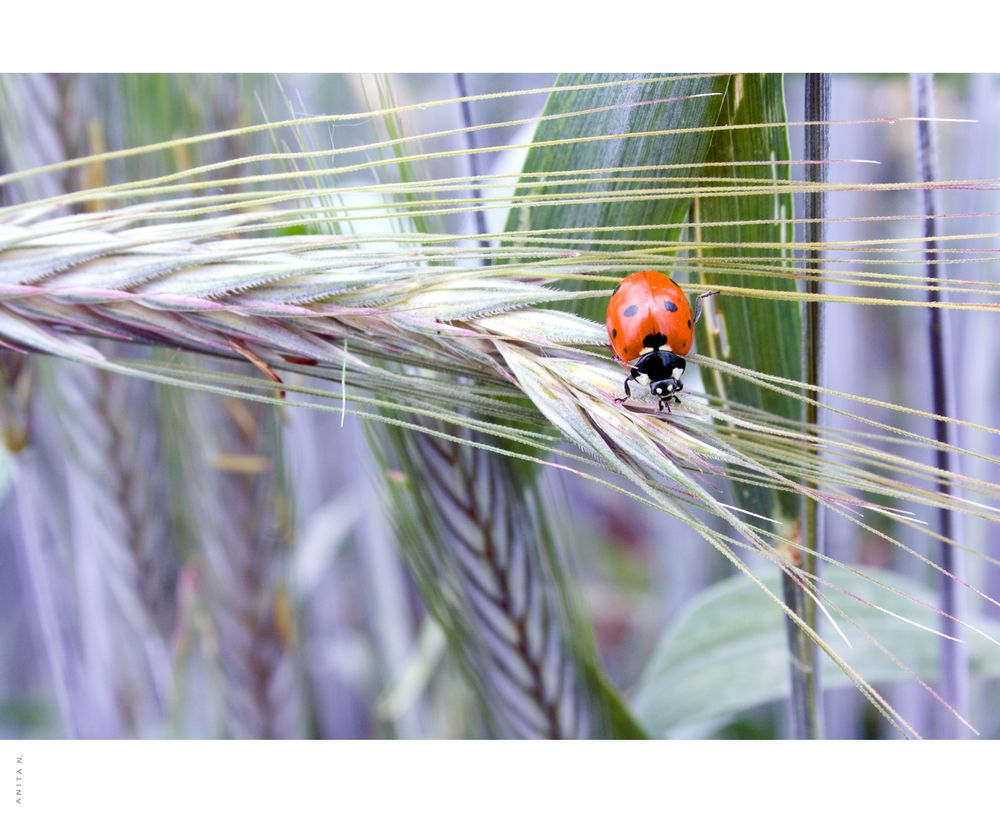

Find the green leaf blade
[[694, 73, 803, 522], [504, 73, 730, 321]]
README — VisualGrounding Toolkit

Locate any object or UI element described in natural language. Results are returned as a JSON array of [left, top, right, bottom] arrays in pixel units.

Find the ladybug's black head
[[650, 377, 683, 398]]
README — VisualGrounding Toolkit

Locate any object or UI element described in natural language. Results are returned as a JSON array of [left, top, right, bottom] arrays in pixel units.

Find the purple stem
[[454, 73, 491, 254], [911, 72, 969, 739]]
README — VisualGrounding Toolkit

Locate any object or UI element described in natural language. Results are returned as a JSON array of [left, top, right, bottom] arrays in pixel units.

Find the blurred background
[[0, 74, 997, 739]]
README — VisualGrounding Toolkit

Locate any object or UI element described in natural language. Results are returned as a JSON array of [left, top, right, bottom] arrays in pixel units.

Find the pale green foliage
[[635, 567, 1000, 736]]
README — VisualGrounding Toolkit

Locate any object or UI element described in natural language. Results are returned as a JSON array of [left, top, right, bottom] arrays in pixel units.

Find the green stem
[[783, 72, 829, 740]]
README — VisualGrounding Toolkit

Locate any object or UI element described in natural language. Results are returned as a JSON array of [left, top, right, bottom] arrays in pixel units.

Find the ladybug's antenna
[[693, 290, 720, 324]]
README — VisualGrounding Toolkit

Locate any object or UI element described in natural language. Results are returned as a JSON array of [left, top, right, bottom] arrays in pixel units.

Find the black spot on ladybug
[[623, 304, 639, 317], [687, 319, 693, 328], [643, 332, 667, 349], [664, 300, 678, 312], [613, 284, 621, 295], [611, 328, 618, 339]]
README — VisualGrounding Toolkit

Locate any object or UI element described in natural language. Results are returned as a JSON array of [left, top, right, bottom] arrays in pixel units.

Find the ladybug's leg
[[693, 290, 721, 324], [658, 397, 672, 413], [615, 368, 641, 405]]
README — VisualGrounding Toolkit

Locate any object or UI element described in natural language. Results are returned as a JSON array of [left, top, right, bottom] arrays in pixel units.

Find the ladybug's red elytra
[[605, 271, 717, 411]]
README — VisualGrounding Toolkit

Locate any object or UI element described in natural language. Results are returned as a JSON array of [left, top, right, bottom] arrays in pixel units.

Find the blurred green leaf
[[504, 73, 729, 321], [632, 566, 1000, 736], [0, 697, 51, 731]]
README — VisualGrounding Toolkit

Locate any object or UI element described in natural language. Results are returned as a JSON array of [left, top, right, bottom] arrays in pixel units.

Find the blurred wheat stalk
[[1, 73, 998, 738]]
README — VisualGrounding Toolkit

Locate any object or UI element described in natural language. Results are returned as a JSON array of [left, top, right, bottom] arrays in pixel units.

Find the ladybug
[[606, 271, 717, 411]]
